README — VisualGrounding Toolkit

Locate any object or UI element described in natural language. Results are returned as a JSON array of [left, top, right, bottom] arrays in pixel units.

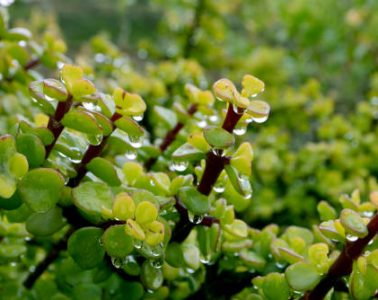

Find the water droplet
[[197, 119, 207, 128], [200, 253, 215, 265], [362, 211, 374, 218], [149, 257, 164, 269], [169, 161, 188, 172], [132, 114, 144, 122], [186, 268, 195, 274], [111, 257, 123, 269], [245, 117, 253, 124], [151, 243, 164, 257], [188, 211, 204, 224], [252, 115, 268, 124], [88, 134, 103, 146], [128, 135, 143, 149], [134, 239, 143, 249], [209, 115, 218, 123], [98, 238, 104, 246], [233, 126, 247, 136], [346, 234, 358, 242], [126, 149, 137, 160], [275, 262, 286, 269], [211, 149, 225, 157], [213, 181, 225, 193]]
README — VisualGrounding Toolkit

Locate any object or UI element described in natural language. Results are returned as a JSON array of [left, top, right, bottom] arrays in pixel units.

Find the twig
[[24, 58, 40, 71], [303, 213, 378, 300], [45, 96, 73, 158]]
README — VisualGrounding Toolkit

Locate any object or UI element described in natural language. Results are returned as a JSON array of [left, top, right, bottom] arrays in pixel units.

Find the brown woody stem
[[303, 213, 378, 300]]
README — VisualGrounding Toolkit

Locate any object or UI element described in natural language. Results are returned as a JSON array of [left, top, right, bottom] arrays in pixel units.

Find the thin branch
[[45, 96, 73, 158], [144, 104, 198, 170], [24, 58, 40, 71], [303, 213, 378, 300]]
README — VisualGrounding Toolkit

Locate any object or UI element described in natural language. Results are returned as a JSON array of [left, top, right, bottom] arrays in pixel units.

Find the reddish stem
[[303, 213, 378, 300]]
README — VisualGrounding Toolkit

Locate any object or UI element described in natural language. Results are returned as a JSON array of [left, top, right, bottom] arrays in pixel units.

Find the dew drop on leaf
[[134, 239, 143, 249], [126, 149, 137, 160], [188, 211, 204, 224], [111, 257, 123, 269], [132, 114, 144, 122]]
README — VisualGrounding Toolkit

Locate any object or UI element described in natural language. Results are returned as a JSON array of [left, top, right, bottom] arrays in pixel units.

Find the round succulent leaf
[[122, 162, 144, 186], [86, 157, 120, 186], [203, 127, 234, 149], [114, 116, 144, 137], [25, 207, 66, 236], [43, 79, 68, 102], [165, 242, 185, 268], [135, 201, 158, 225], [61, 64, 84, 85], [340, 208, 368, 238], [144, 220, 164, 246], [178, 186, 210, 215], [241, 74, 265, 98], [8, 152, 28, 178], [172, 143, 205, 162], [112, 192, 135, 221], [0, 189, 22, 210], [239, 250, 266, 270], [72, 182, 113, 224], [188, 132, 210, 153], [153, 106, 177, 128], [70, 78, 96, 100], [141, 260, 163, 290], [19, 168, 64, 213], [29, 81, 56, 115], [285, 262, 321, 292], [62, 109, 102, 135], [125, 219, 145, 240], [102, 225, 133, 257], [68, 227, 105, 270], [246, 100, 270, 118], [317, 201, 337, 221], [261, 273, 290, 300], [213, 78, 239, 103], [90, 111, 113, 136], [223, 219, 248, 238], [16, 133, 46, 168], [230, 142, 253, 176]]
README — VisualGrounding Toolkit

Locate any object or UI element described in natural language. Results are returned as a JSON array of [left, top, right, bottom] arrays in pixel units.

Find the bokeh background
[[8, 0, 378, 226]]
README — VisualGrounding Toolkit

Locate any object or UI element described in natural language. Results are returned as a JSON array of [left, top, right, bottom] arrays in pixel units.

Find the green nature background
[[1, 0, 378, 299]]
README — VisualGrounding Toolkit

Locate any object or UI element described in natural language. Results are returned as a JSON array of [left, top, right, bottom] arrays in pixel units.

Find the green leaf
[[241, 74, 265, 98], [340, 208, 368, 238], [224, 165, 251, 197], [6, 27, 32, 41], [90, 111, 113, 136], [112, 192, 135, 220], [114, 116, 144, 137], [230, 142, 253, 176], [141, 260, 163, 290], [125, 219, 145, 240], [166, 242, 185, 268], [102, 225, 133, 257], [203, 127, 234, 149], [239, 250, 266, 270], [68, 227, 105, 270], [113, 88, 146, 116], [285, 262, 320, 292], [43, 79, 68, 102], [16, 133, 46, 168], [212, 78, 239, 103], [246, 100, 270, 121], [178, 186, 210, 215], [29, 81, 55, 115], [317, 201, 337, 221], [135, 201, 158, 225], [19, 168, 64, 213], [172, 143, 205, 162], [70, 79, 96, 100], [261, 273, 290, 300], [0, 189, 22, 210], [223, 219, 248, 238], [144, 220, 165, 246], [61, 64, 84, 84], [72, 182, 113, 224], [153, 106, 177, 128], [62, 109, 102, 135], [86, 157, 120, 186], [25, 207, 66, 236], [8, 153, 28, 178]]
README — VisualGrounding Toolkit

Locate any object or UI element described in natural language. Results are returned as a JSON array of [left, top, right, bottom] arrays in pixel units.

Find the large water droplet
[[169, 161, 188, 172], [151, 243, 164, 257], [188, 211, 204, 224], [134, 239, 143, 249], [132, 114, 144, 122], [126, 149, 137, 160], [88, 134, 103, 146], [346, 234, 358, 242], [209, 115, 219, 123], [213, 181, 225, 193], [233, 125, 247, 136], [149, 257, 164, 269], [128, 135, 143, 149], [197, 119, 207, 128], [252, 115, 268, 124], [111, 257, 123, 269]]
